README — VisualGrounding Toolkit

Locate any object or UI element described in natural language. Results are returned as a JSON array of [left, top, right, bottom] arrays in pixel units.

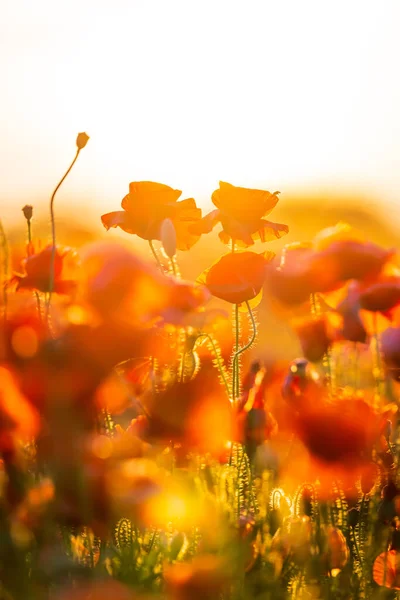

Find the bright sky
[[2, 0, 400, 230]]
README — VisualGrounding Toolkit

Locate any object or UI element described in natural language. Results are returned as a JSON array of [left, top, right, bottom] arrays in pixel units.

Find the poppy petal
[[189, 209, 221, 235], [101, 211, 139, 234], [122, 181, 182, 211]]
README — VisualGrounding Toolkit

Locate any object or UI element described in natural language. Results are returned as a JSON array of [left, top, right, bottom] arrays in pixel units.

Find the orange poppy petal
[[213, 181, 280, 221], [201, 251, 273, 304], [121, 181, 182, 211], [101, 211, 138, 234], [189, 209, 221, 235]]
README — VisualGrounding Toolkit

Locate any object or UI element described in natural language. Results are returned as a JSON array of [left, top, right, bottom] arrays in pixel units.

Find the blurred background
[[2, 0, 400, 360]]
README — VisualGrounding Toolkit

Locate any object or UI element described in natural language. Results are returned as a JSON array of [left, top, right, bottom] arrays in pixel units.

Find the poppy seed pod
[[22, 205, 33, 222], [161, 218, 177, 258], [76, 132, 90, 149]]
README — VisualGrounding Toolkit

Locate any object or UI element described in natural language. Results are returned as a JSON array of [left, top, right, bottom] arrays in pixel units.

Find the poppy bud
[[22, 205, 33, 222], [161, 218, 177, 258], [76, 132, 90, 149]]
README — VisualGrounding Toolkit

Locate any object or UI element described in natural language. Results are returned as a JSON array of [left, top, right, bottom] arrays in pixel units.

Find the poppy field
[[2, 133, 400, 600]]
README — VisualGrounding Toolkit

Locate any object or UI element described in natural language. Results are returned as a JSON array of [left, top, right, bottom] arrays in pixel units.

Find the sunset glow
[[2, 0, 400, 229]]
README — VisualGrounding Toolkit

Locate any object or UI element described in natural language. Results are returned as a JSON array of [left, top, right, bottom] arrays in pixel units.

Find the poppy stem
[[46, 148, 81, 322], [197, 333, 230, 398], [149, 241, 164, 272], [232, 303, 240, 401], [233, 301, 257, 399], [372, 312, 384, 408], [25, 216, 42, 322]]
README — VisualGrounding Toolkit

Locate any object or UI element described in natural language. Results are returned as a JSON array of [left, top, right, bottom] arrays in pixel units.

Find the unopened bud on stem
[[76, 132, 90, 150]]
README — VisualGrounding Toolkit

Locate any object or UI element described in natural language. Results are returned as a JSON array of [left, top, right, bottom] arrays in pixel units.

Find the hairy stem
[[46, 148, 81, 320]]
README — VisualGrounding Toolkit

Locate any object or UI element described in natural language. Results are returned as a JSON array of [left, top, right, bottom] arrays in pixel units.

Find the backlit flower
[[381, 327, 400, 381], [373, 550, 400, 590], [199, 251, 275, 305], [79, 240, 209, 327], [141, 364, 233, 455], [192, 180, 288, 247], [10, 245, 79, 295], [292, 315, 333, 363], [101, 181, 202, 250], [165, 554, 231, 600]]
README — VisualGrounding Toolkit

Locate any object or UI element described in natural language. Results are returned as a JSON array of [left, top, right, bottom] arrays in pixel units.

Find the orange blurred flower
[[199, 251, 275, 304], [294, 396, 392, 468], [373, 550, 400, 590], [267, 225, 393, 306], [192, 180, 288, 247], [54, 580, 136, 600], [292, 315, 334, 363], [165, 554, 231, 600], [10, 244, 79, 295], [0, 367, 39, 453], [79, 240, 209, 327], [381, 327, 400, 381], [142, 365, 233, 455], [266, 243, 340, 306], [101, 181, 202, 250]]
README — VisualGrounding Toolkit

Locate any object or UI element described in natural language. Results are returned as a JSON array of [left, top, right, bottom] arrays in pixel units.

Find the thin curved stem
[[46, 148, 80, 321], [197, 333, 230, 398], [149, 240, 164, 272], [232, 303, 240, 401], [26, 218, 42, 322], [233, 300, 257, 399]]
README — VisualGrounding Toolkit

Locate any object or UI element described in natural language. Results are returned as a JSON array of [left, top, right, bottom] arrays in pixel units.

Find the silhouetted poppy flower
[[101, 181, 202, 250], [266, 243, 341, 306], [294, 397, 392, 467], [359, 278, 400, 312], [165, 554, 231, 600], [313, 239, 393, 283], [292, 315, 333, 363], [199, 251, 275, 305], [142, 364, 233, 455], [192, 181, 288, 247], [334, 282, 367, 343], [10, 245, 78, 295], [373, 549, 400, 590], [381, 327, 400, 381]]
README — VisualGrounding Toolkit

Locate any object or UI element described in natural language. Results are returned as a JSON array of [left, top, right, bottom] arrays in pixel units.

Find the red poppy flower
[[373, 550, 400, 590], [199, 251, 275, 304], [0, 367, 39, 453], [141, 364, 233, 455], [192, 181, 288, 247], [10, 245, 78, 295], [79, 240, 209, 327], [381, 327, 400, 381], [334, 281, 367, 343], [294, 397, 389, 467], [266, 243, 342, 306], [359, 276, 400, 313], [292, 315, 333, 363], [101, 181, 202, 250]]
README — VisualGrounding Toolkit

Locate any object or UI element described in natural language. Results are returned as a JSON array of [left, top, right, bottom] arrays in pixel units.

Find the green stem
[[233, 301, 257, 399], [26, 217, 42, 322], [149, 240, 164, 272], [170, 257, 178, 277], [196, 333, 230, 397], [46, 148, 80, 321], [232, 303, 240, 401]]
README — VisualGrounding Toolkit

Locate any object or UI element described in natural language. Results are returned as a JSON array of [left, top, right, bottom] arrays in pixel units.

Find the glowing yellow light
[[11, 326, 38, 358]]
